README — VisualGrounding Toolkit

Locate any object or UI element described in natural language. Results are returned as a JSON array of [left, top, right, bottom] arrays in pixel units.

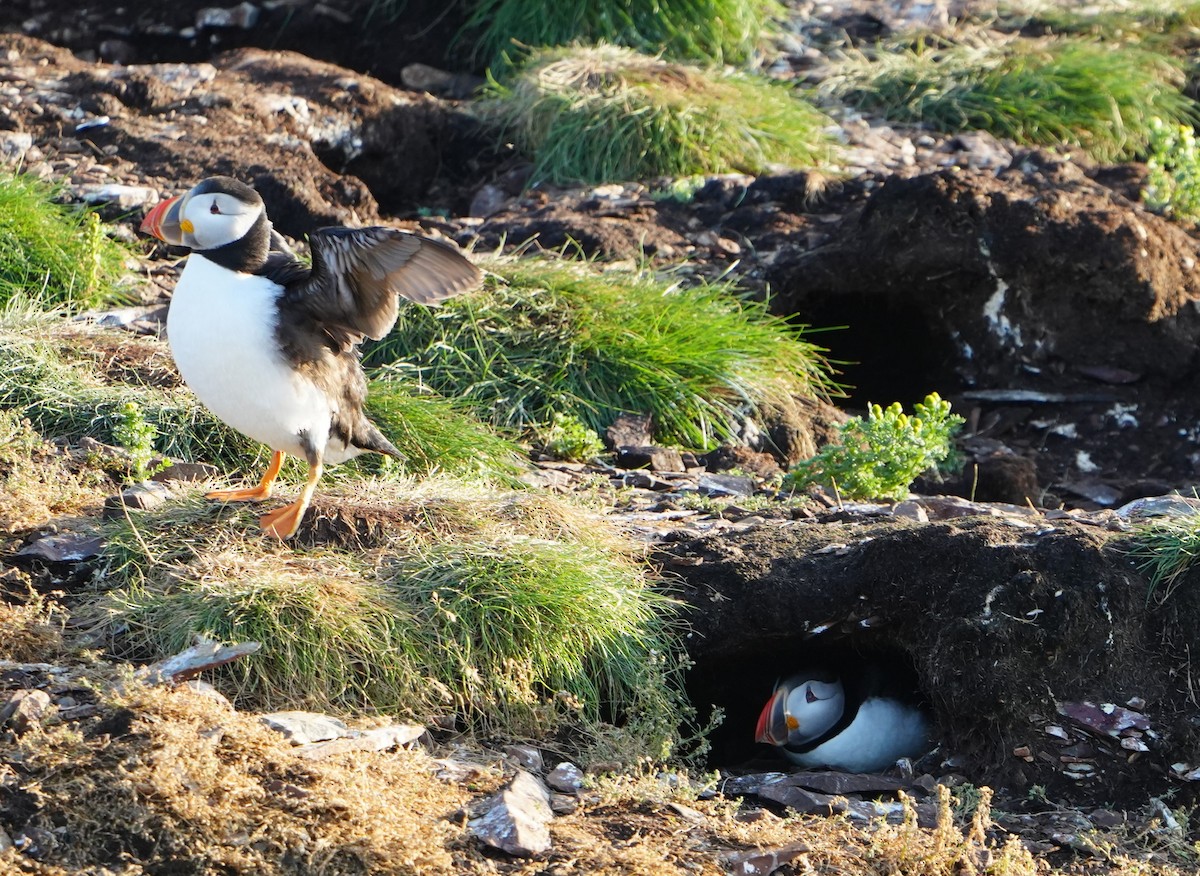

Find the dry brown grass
[[6, 677, 481, 875]]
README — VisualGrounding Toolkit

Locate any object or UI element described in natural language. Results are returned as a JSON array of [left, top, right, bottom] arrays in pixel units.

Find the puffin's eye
[[805, 687, 818, 704], [210, 201, 221, 214]]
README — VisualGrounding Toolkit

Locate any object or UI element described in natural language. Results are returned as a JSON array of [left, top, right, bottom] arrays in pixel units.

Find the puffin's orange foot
[[204, 451, 285, 504], [259, 502, 307, 540], [206, 484, 273, 502]]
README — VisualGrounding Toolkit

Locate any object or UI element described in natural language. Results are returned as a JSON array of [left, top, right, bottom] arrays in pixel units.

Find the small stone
[[546, 761, 584, 793], [891, 500, 929, 522], [1, 689, 52, 735], [103, 481, 174, 517], [0, 824, 12, 852], [549, 792, 577, 815], [606, 414, 653, 449], [504, 744, 543, 772], [617, 445, 685, 472], [0, 131, 33, 165], [196, 2, 260, 29], [78, 184, 159, 209], [468, 183, 508, 218], [722, 841, 809, 875], [468, 770, 553, 857], [260, 711, 350, 744], [695, 473, 754, 498], [16, 531, 103, 562]]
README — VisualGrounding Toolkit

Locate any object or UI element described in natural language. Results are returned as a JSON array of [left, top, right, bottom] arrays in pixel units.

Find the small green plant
[[785, 392, 964, 501], [542, 412, 606, 461], [479, 45, 836, 185], [112, 401, 163, 482], [1143, 117, 1200, 224]]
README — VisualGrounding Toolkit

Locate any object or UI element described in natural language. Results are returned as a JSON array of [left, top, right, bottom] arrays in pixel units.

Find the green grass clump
[[0, 299, 520, 483], [0, 171, 129, 309], [1008, 1, 1200, 56], [463, 0, 777, 68], [784, 393, 964, 501], [822, 38, 1197, 163], [367, 256, 837, 450], [479, 45, 836, 185], [1125, 509, 1200, 603], [94, 480, 691, 759]]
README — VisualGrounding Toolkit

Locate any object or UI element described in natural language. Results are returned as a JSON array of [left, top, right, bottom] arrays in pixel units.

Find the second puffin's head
[[754, 673, 846, 748], [140, 176, 265, 252]]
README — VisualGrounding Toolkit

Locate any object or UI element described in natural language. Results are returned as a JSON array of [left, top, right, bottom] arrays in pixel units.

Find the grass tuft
[[0, 171, 129, 309], [366, 255, 838, 449], [1125, 508, 1200, 603], [92, 478, 691, 759], [463, 0, 778, 68], [0, 299, 520, 483], [822, 36, 1198, 163], [479, 45, 836, 185]]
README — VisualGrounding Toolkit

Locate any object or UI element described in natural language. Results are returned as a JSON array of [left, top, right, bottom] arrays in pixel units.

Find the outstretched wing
[[283, 226, 482, 344]]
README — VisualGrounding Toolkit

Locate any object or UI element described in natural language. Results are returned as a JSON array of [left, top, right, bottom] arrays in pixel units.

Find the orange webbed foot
[[259, 501, 307, 540], [204, 451, 285, 504]]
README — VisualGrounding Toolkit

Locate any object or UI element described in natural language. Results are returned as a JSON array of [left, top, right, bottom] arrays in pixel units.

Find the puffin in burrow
[[140, 176, 482, 539], [755, 669, 932, 773]]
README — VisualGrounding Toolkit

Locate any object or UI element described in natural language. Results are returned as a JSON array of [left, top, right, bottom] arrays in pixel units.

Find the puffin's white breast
[[166, 254, 336, 460], [786, 697, 930, 773]]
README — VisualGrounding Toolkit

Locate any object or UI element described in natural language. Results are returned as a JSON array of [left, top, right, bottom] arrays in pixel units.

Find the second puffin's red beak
[[140, 195, 184, 243], [755, 686, 788, 745]]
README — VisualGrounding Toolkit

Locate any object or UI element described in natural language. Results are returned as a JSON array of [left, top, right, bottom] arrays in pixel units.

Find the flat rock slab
[[468, 769, 553, 857]]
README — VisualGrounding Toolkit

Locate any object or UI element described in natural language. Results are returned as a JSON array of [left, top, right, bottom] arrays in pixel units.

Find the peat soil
[[1, 0, 1200, 871]]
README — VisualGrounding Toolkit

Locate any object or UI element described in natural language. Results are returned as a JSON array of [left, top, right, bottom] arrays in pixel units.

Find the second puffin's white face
[[178, 189, 263, 251], [783, 677, 845, 744]]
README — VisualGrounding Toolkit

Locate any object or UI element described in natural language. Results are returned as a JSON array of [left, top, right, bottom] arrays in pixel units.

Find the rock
[[1115, 495, 1200, 520], [722, 841, 809, 875], [549, 792, 578, 815], [196, 3, 260, 29], [468, 769, 553, 857], [140, 639, 261, 685], [695, 473, 754, 498], [758, 782, 845, 815], [103, 481, 174, 517], [546, 761, 584, 793], [0, 824, 12, 852], [468, 183, 509, 218], [16, 531, 103, 562], [1, 689, 52, 734], [260, 711, 351, 744], [606, 413, 653, 449], [296, 723, 427, 759], [78, 183, 158, 209], [504, 744, 544, 772], [400, 62, 483, 99], [616, 446, 685, 473], [0, 131, 33, 164], [780, 770, 907, 796]]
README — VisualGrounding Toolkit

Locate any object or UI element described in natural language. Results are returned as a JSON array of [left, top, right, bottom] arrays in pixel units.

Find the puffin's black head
[[141, 176, 270, 270]]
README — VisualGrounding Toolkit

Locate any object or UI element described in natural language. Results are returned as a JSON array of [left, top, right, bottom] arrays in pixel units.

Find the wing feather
[[284, 227, 481, 342]]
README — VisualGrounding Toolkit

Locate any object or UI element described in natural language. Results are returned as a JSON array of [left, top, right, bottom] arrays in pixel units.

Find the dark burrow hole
[[688, 637, 931, 772], [798, 293, 963, 410]]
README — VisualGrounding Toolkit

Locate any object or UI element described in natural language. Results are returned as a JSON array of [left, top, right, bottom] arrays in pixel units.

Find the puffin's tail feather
[[355, 423, 406, 462]]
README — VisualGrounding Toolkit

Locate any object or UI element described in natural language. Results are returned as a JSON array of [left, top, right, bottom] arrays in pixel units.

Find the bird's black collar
[[196, 210, 271, 274]]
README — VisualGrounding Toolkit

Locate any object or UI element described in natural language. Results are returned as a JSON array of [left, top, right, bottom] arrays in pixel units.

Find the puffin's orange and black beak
[[755, 684, 793, 746], [140, 195, 186, 245]]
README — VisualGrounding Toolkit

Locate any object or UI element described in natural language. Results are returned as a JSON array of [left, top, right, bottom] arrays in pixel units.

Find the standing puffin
[[140, 176, 482, 539], [755, 669, 931, 773]]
